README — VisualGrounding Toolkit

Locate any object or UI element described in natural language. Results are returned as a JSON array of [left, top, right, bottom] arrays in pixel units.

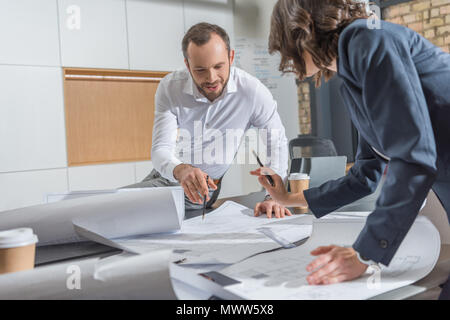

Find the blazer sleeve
[[339, 26, 438, 265], [304, 134, 385, 217]]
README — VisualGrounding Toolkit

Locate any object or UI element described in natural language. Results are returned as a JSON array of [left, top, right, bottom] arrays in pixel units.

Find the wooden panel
[[63, 68, 168, 166]]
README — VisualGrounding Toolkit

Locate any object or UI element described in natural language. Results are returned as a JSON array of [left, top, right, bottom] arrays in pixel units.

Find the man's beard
[[191, 68, 230, 102]]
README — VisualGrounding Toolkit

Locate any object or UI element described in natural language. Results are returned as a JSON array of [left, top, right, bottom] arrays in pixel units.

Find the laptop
[[289, 156, 347, 189]]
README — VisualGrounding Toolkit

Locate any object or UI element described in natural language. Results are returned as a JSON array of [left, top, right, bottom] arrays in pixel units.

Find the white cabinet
[[68, 163, 135, 191], [0, 169, 68, 212], [127, 0, 185, 71], [0, 65, 67, 173], [135, 161, 154, 182], [0, 0, 60, 66], [58, 0, 129, 69]]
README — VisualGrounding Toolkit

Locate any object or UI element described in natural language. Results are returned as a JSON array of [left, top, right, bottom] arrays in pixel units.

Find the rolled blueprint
[[0, 187, 184, 248]]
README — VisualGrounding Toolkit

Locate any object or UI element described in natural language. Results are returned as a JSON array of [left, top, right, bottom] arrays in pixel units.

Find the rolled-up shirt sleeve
[[250, 81, 289, 180], [151, 81, 182, 182], [339, 27, 437, 265]]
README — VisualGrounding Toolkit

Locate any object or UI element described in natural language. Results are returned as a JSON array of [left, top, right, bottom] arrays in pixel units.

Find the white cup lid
[[288, 173, 310, 180], [0, 228, 38, 249]]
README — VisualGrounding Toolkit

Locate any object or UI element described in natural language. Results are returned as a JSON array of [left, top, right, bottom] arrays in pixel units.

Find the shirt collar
[[224, 67, 237, 94], [182, 67, 237, 103]]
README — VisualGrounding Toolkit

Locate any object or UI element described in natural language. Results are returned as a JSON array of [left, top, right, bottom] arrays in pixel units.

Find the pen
[[252, 150, 275, 187], [174, 258, 187, 264], [202, 175, 209, 220]]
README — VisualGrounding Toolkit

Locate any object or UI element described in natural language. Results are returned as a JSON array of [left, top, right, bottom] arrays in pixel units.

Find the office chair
[[289, 135, 338, 160]]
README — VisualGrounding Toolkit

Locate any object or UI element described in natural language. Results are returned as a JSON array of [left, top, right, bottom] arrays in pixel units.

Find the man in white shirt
[[124, 23, 290, 218]]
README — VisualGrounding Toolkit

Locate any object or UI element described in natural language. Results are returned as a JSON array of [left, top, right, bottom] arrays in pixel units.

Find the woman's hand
[[254, 199, 292, 219], [250, 167, 308, 208], [250, 167, 290, 205], [306, 245, 368, 285]]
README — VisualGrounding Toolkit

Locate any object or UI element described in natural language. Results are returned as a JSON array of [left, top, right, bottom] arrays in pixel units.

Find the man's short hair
[[182, 22, 231, 60]]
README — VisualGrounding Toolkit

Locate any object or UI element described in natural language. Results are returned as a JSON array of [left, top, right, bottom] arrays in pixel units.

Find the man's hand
[[306, 245, 368, 285], [173, 164, 217, 204], [254, 199, 292, 219]]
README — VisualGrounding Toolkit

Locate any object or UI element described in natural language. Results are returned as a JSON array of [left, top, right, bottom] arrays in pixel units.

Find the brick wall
[[296, 0, 450, 135], [383, 0, 450, 53], [296, 80, 312, 135]]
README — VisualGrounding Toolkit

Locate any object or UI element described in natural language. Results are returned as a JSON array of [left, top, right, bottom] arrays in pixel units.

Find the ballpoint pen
[[202, 175, 209, 220], [252, 150, 275, 187]]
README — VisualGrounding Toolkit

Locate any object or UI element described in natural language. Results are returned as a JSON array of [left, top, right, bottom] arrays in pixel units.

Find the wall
[[295, 0, 450, 162], [0, 0, 235, 211], [219, 0, 300, 198], [234, 0, 299, 141], [383, 0, 450, 53], [297, 81, 312, 135]]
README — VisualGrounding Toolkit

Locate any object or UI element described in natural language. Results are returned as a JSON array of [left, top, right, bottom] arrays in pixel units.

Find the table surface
[[35, 190, 449, 300]]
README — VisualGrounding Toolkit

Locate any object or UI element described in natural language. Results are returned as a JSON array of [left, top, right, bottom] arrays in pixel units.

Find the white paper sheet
[[114, 201, 313, 264], [0, 250, 176, 299], [0, 187, 184, 247], [180, 201, 298, 233], [210, 216, 441, 300]]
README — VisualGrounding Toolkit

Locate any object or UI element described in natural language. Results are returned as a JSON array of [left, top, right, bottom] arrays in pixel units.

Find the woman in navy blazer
[[252, 0, 450, 295]]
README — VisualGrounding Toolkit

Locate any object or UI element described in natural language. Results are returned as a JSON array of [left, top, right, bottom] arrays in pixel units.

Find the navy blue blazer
[[304, 19, 450, 266]]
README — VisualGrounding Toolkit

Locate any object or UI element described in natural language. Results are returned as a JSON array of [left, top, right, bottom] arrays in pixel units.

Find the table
[[33, 190, 449, 300]]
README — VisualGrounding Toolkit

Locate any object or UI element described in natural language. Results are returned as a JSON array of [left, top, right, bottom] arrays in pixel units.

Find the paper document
[[0, 187, 184, 248], [115, 201, 313, 264], [207, 216, 440, 300]]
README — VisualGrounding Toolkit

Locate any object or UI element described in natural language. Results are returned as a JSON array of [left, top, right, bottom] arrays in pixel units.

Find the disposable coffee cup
[[289, 173, 310, 214], [0, 228, 38, 275]]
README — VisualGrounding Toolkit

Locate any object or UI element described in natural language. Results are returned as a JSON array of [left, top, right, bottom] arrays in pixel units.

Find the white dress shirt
[[151, 66, 288, 182]]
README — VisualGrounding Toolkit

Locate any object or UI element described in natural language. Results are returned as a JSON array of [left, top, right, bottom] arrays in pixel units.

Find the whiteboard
[[234, 37, 300, 140]]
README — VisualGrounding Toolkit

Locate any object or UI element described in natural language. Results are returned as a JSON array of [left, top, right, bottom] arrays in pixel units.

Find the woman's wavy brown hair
[[269, 0, 370, 86]]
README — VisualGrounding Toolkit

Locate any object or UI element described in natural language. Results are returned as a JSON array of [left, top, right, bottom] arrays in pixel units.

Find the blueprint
[[115, 201, 313, 264], [213, 216, 440, 300], [0, 187, 184, 247]]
